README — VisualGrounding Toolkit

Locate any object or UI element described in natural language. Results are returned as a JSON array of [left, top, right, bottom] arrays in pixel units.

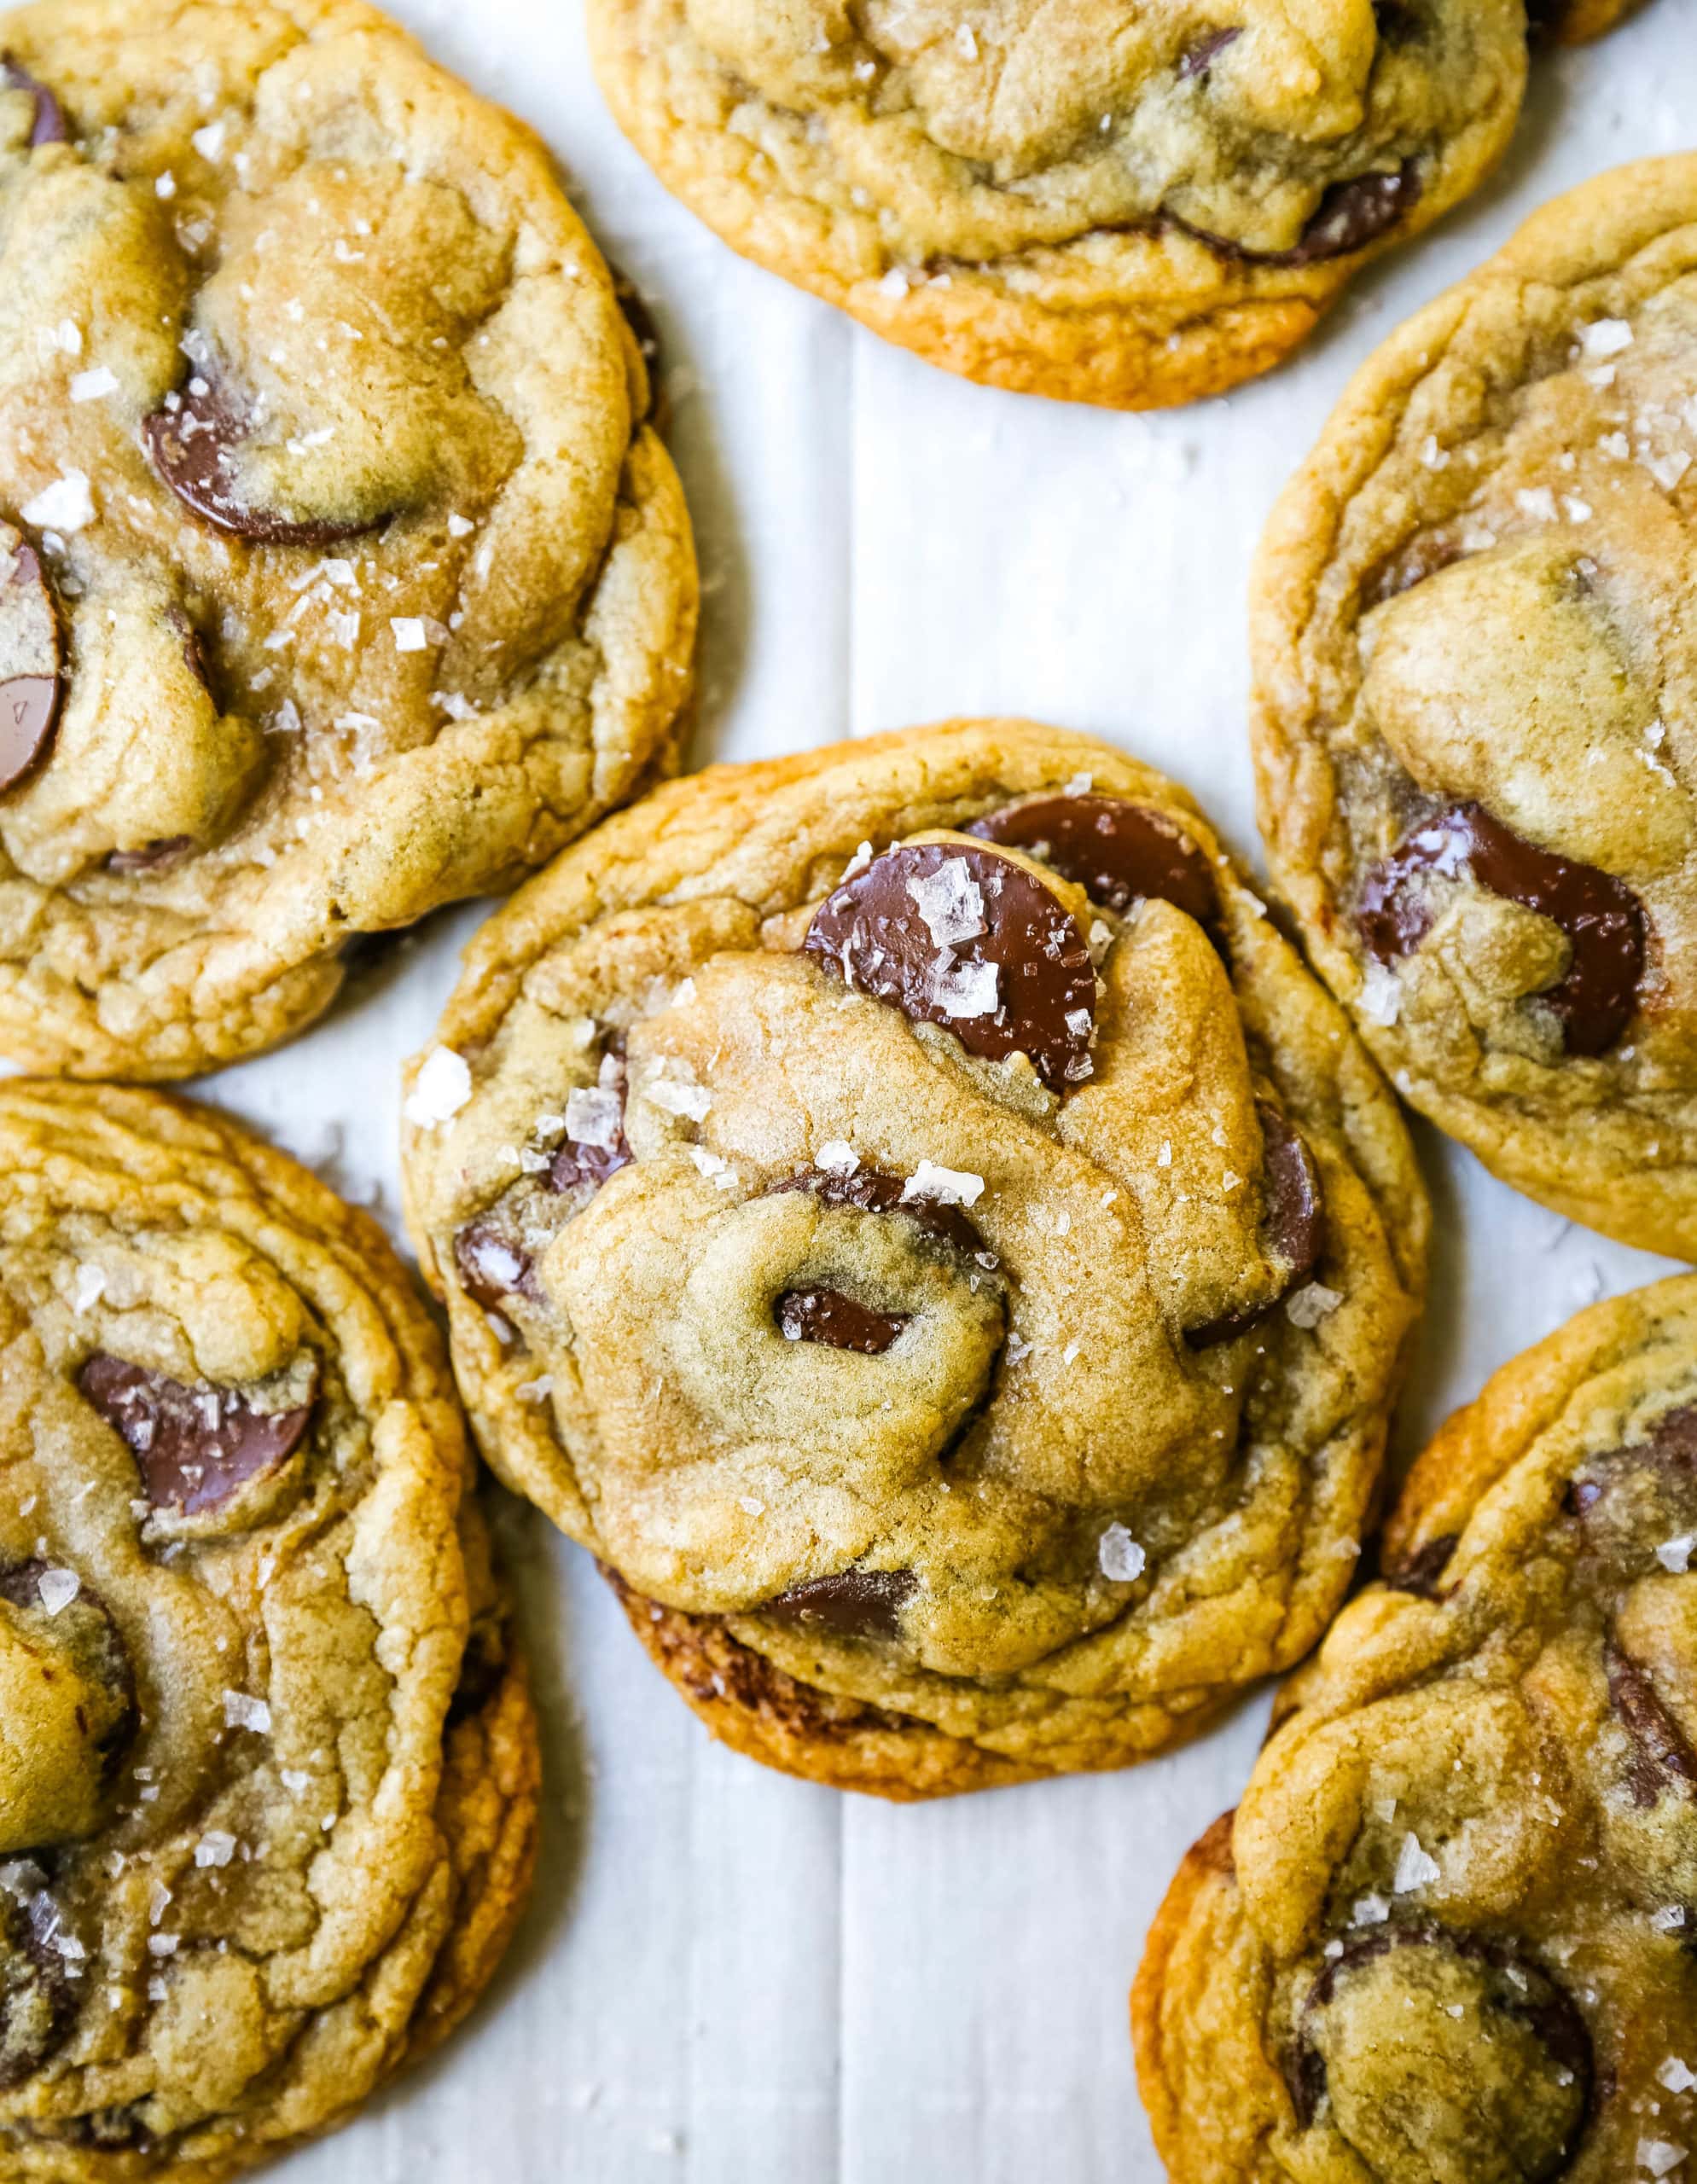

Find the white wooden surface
[[201, 5, 1697, 2176]]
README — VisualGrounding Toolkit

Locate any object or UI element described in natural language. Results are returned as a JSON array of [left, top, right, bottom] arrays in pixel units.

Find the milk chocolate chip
[[764, 1568, 917, 1639], [78, 1353, 316, 1519], [0, 537, 61, 793], [804, 841, 1095, 1091], [776, 1287, 909, 1355], [1, 57, 67, 147], [1187, 1103, 1326, 1348], [771, 1166, 985, 1257], [1359, 802, 1645, 1056], [1289, 1920, 1590, 2179], [968, 795, 1217, 926], [144, 370, 382, 549]]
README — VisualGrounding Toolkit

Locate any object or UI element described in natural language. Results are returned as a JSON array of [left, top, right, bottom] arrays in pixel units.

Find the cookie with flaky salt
[[403, 719, 1426, 1798], [588, 0, 1530, 411], [0, 1080, 538, 2181], [1135, 1273, 1697, 2184], [1253, 155, 1697, 1258], [0, 0, 694, 1078]]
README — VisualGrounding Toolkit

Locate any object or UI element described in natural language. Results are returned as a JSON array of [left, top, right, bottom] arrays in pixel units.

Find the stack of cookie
[[0, 0, 1689, 2178]]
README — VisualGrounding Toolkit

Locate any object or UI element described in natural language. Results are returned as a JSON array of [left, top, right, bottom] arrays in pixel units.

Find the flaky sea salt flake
[[37, 1569, 79, 1616], [902, 1160, 985, 1208], [908, 857, 986, 948], [1287, 1282, 1344, 1329], [404, 1048, 472, 1128], [1098, 1524, 1146, 1583], [1393, 1832, 1441, 1894]]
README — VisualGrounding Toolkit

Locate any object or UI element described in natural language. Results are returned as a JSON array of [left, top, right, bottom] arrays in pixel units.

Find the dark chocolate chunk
[[1566, 1403, 1697, 1575], [0, 539, 61, 793], [776, 1287, 908, 1355], [1, 56, 66, 147], [1183, 162, 1421, 268], [1383, 1532, 1459, 1599], [968, 794, 1218, 925], [144, 370, 382, 549], [78, 1353, 315, 1519], [1606, 1640, 1697, 1810], [804, 840, 1095, 1091], [763, 1568, 917, 1640], [106, 837, 192, 874], [1177, 26, 1242, 76], [452, 1224, 533, 1314], [0, 1885, 75, 2092], [1186, 1103, 1327, 1348], [1358, 801, 1646, 1056], [770, 1166, 985, 1258], [549, 1055, 632, 1194]]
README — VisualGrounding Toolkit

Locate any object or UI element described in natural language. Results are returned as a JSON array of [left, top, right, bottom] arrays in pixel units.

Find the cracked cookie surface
[[588, 0, 1528, 410], [0, 0, 697, 1080], [1134, 1275, 1697, 2184], [403, 719, 1426, 1798], [1253, 156, 1697, 1258], [0, 1081, 539, 2181]]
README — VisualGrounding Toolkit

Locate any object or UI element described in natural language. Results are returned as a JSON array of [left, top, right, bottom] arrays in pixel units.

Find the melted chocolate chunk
[[0, 540, 62, 793], [1606, 1641, 1697, 1810], [763, 1568, 917, 1640], [106, 836, 192, 874], [968, 795, 1218, 926], [78, 1353, 316, 1519], [771, 1165, 985, 1257], [1177, 26, 1242, 76], [0, 1885, 75, 2092], [548, 1128, 631, 1194], [452, 1223, 534, 1314], [804, 840, 1095, 1091], [1290, 1920, 1591, 2172], [1358, 802, 1646, 1056], [144, 371, 383, 549], [1383, 1532, 1459, 1599], [776, 1287, 908, 1355], [1186, 1103, 1326, 1349], [1183, 162, 1421, 268], [1567, 1404, 1697, 1577], [1, 57, 67, 147]]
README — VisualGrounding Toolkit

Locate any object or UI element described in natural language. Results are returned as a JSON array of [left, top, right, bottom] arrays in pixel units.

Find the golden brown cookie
[[1133, 1274, 1697, 2183], [1252, 156, 1697, 1259], [588, 0, 1529, 410], [0, 1081, 539, 2180], [402, 721, 1427, 1798], [0, 0, 696, 1080]]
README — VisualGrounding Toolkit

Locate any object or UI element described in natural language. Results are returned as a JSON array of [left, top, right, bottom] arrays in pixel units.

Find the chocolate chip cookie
[[0, 0, 697, 1080], [1134, 1273, 1697, 2184], [402, 720, 1427, 1798], [0, 1080, 539, 2178], [1253, 156, 1697, 1258], [588, 0, 1529, 410]]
